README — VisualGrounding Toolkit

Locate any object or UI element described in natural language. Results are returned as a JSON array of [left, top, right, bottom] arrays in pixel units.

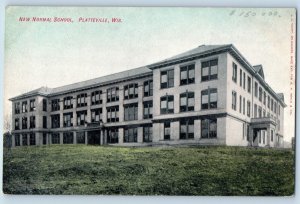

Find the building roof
[[50, 66, 151, 95], [148, 44, 232, 68], [277, 93, 284, 102], [10, 86, 52, 100], [9, 66, 152, 100], [253, 65, 265, 79]]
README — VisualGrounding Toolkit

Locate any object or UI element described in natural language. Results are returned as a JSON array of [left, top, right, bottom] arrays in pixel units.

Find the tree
[[3, 114, 12, 149], [3, 113, 12, 133]]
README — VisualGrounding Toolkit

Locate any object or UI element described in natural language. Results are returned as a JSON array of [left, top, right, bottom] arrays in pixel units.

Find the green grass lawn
[[3, 145, 295, 195]]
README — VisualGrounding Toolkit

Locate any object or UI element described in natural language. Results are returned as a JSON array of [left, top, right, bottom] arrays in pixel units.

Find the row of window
[[50, 81, 153, 111], [15, 116, 36, 130], [232, 62, 250, 93], [14, 126, 152, 146], [232, 92, 251, 117], [14, 99, 47, 114], [160, 59, 218, 89], [164, 118, 217, 140], [14, 133, 36, 146], [254, 82, 279, 114], [160, 88, 217, 114], [232, 90, 281, 120], [48, 101, 152, 128], [232, 62, 281, 116], [15, 117, 217, 146]]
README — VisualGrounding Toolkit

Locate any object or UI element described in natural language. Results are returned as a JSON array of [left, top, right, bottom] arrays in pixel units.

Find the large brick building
[[9, 44, 286, 148]]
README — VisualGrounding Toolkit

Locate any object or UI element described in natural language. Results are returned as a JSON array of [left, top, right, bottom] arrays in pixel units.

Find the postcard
[[3, 7, 296, 195]]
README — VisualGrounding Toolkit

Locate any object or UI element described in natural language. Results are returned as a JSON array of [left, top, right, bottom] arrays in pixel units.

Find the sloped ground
[[3, 145, 295, 195]]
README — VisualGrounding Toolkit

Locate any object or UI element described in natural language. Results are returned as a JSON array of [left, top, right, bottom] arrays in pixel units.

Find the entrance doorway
[[87, 131, 100, 145]]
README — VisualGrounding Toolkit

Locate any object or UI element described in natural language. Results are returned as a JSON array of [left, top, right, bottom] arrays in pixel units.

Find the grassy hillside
[[3, 145, 295, 195]]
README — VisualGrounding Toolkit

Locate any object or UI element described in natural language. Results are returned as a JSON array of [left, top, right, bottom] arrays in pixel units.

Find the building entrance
[[87, 131, 100, 145]]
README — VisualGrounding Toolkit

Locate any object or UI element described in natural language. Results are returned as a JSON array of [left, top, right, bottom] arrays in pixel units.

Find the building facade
[[9, 44, 286, 148]]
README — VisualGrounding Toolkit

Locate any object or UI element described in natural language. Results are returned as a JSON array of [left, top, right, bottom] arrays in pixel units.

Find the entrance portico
[[82, 121, 105, 145], [249, 117, 277, 147]]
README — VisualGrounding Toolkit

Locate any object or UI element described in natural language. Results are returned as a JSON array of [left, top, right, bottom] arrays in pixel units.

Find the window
[[201, 59, 218, 81], [63, 113, 73, 127], [243, 97, 245, 115], [278, 105, 281, 115], [51, 99, 60, 111], [232, 62, 237, 82], [232, 91, 237, 110], [258, 106, 262, 118], [201, 118, 217, 138], [91, 90, 102, 105], [51, 114, 60, 128], [52, 133, 60, 144], [144, 80, 153, 97], [143, 125, 152, 142], [263, 92, 266, 105], [271, 130, 274, 142], [247, 76, 251, 93], [124, 103, 138, 121], [22, 117, 27, 129], [29, 133, 36, 145], [259, 87, 262, 102], [160, 95, 174, 114], [201, 88, 217, 109], [91, 108, 102, 122], [43, 99, 47, 111], [77, 111, 87, 126], [107, 87, 119, 102], [254, 82, 258, 97], [180, 92, 194, 112], [267, 95, 270, 108], [161, 69, 174, 89], [30, 99, 36, 111], [263, 109, 266, 117], [164, 122, 171, 140], [107, 106, 119, 123], [43, 133, 47, 145], [77, 93, 87, 107], [64, 96, 73, 109], [247, 101, 251, 117], [239, 95, 242, 113], [124, 127, 137, 143], [124, 83, 138, 100], [43, 116, 47, 128], [107, 128, 118, 143], [180, 119, 194, 139], [29, 116, 35, 128], [15, 102, 20, 114], [254, 104, 257, 118], [271, 99, 274, 112], [246, 124, 250, 141], [15, 118, 20, 130], [22, 134, 28, 146], [15, 134, 20, 146], [243, 72, 246, 89], [239, 69, 242, 86], [274, 102, 277, 114], [63, 132, 74, 144], [22, 101, 28, 113], [143, 101, 153, 119], [76, 132, 85, 144], [180, 64, 195, 85]]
